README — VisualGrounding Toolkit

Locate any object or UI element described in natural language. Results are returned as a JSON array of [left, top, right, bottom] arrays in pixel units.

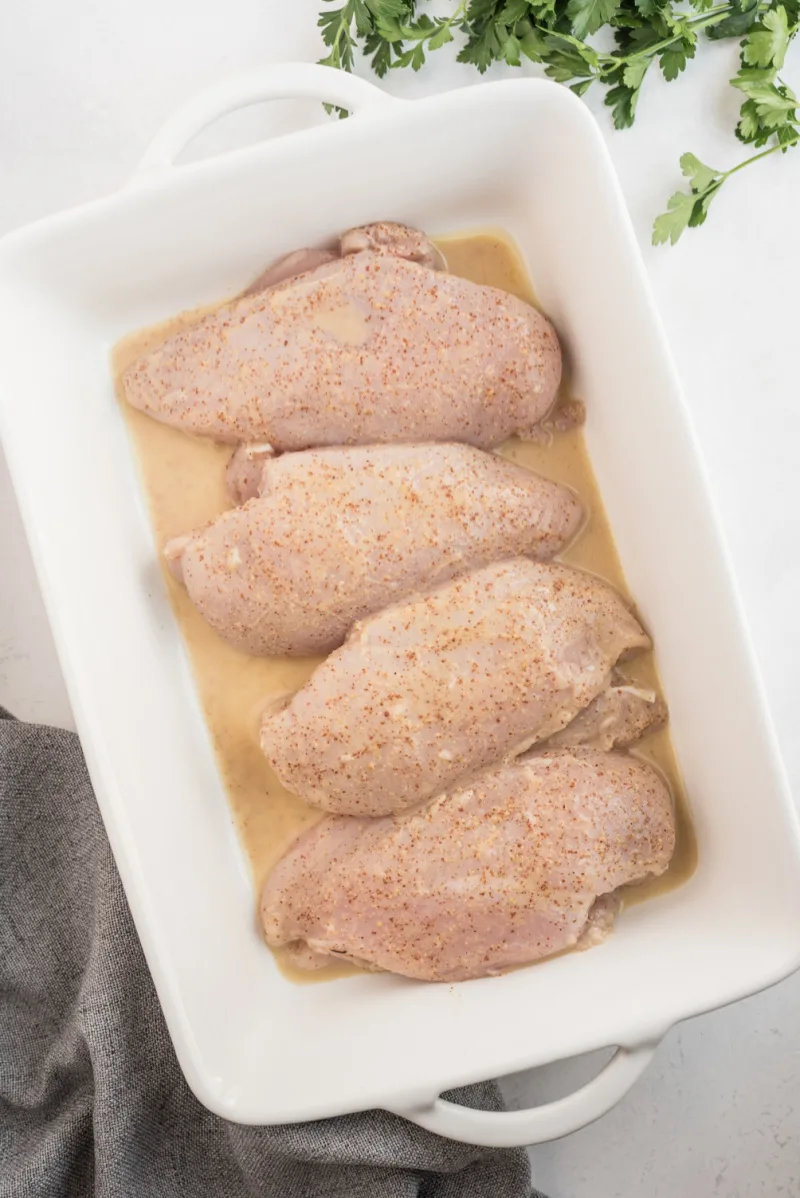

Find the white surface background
[[1, 2, 799, 1193]]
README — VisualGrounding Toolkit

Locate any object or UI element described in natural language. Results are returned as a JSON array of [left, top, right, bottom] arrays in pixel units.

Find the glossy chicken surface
[[164, 443, 583, 657], [260, 559, 649, 816], [122, 230, 561, 448], [261, 749, 676, 982]]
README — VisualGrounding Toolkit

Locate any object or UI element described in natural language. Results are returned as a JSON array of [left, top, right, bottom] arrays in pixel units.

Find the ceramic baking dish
[[2, 64, 800, 1149]]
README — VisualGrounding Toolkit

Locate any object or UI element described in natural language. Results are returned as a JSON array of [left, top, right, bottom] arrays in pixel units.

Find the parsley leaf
[[741, 6, 791, 68], [652, 153, 724, 244], [706, 0, 760, 40], [498, 0, 533, 20], [659, 28, 697, 80], [605, 80, 643, 127], [652, 190, 699, 245], [623, 58, 649, 88], [680, 150, 721, 192], [429, 22, 456, 49], [732, 73, 798, 127], [458, 22, 502, 70], [634, 0, 662, 17], [318, 3, 357, 71], [567, 0, 621, 39]]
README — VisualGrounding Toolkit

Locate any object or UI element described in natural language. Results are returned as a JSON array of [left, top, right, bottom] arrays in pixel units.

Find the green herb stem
[[723, 132, 799, 176], [437, 0, 468, 36], [618, 6, 736, 63]]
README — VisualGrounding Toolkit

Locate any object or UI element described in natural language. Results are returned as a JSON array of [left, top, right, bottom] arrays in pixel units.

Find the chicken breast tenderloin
[[122, 250, 561, 447], [242, 221, 441, 298], [165, 444, 583, 657], [547, 685, 668, 751], [260, 559, 650, 816], [261, 749, 676, 982]]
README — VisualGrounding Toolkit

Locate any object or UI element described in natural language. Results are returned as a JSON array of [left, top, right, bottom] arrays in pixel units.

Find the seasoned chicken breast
[[122, 244, 561, 448], [165, 444, 583, 657], [261, 749, 676, 982], [260, 560, 650, 815]]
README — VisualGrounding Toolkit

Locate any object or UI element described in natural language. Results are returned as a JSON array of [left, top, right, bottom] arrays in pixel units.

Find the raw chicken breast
[[261, 749, 676, 982], [165, 444, 583, 657], [260, 560, 649, 815], [122, 248, 561, 448]]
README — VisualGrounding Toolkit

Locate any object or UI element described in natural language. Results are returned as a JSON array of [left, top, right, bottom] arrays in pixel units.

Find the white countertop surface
[[2, 2, 800, 1191]]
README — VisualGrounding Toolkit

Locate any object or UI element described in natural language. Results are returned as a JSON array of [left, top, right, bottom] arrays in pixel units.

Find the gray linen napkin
[[0, 709, 540, 1197]]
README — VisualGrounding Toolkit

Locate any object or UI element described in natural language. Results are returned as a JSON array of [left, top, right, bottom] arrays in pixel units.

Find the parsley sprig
[[318, 0, 799, 243]]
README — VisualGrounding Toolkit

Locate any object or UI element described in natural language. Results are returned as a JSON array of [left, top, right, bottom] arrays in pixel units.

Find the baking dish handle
[[389, 1042, 658, 1148], [134, 63, 399, 175]]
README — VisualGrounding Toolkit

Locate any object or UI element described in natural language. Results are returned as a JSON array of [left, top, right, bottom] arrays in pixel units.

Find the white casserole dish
[[2, 64, 800, 1149]]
